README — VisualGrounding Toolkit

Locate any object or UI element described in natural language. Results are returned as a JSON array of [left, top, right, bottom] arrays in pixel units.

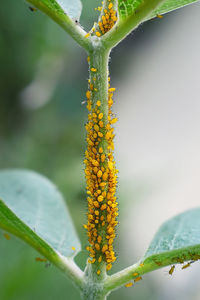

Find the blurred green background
[[1, 1, 200, 300]]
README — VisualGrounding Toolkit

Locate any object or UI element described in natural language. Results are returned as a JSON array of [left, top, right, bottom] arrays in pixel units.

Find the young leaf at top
[[118, 0, 199, 20], [143, 208, 200, 268], [0, 169, 81, 260]]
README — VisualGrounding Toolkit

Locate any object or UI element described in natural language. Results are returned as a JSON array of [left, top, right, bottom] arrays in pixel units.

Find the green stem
[[82, 292, 107, 300], [85, 39, 111, 276], [104, 245, 200, 292], [55, 256, 84, 290], [83, 40, 112, 299], [27, 0, 92, 52], [102, 0, 166, 49]]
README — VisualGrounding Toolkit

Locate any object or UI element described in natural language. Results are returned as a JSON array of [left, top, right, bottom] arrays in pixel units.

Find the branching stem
[[54, 255, 84, 290], [102, 0, 166, 49]]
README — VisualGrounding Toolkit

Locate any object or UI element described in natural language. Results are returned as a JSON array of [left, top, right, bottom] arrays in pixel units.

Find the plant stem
[[83, 39, 114, 299], [56, 256, 84, 290], [102, 0, 166, 49], [88, 39, 110, 113], [82, 292, 107, 300]]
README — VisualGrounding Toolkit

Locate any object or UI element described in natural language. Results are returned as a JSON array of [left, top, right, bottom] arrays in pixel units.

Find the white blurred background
[[113, 2, 200, 299]]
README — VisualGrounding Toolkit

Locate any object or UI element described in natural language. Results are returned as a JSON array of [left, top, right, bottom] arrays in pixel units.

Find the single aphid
[[125, 282, 133, 288], [182, 263, 191, 270], [35, 257, 47, 262], [139, 263, 144, 267], [29, 6, 37, 12], [169, 265, 175, 275], [134, 276, 142, 283], [3, 233, 10, 240]]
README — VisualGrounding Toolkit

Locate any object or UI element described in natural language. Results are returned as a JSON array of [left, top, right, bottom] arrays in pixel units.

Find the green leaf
[[55, 0, 82, 20], [0, 169, 81, 259], [28, 0, 82, 20], [143, 208, 200, 266], [118, 0, 199, 20], [148, 0, 200, 20], [118, 0, 143, 19]]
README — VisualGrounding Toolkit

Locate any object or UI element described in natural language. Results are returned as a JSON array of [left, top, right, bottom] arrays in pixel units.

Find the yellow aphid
[[98, 113, 103, 119], [86, 90, 91, 99], [95, 243, 100, 250], [94, 201, 99, 208], [96, 100, 101, 106], [94, 124, 99, 132], [98, 256, 102, 263], [109, 88, 116, 92], [35, 257, 47, 262], [96, 32, 101, 37], [169, 265, 175, 275], [97, 236, 102, 243], [92, 159, 99, 167], [125, 282, 133, 288], [102, 245, 108, 253], [110, 118, 118, 124], [133, 272, 139, 277], [3, 233, 10, 240], [157, 14, 163, 19], [182, 263, 191, 269], [97, 170, 103, 178], [99, 147, 103, 153], [98, 132, 103, 138], [108, 161, 113, 170], [88, 258, 96, 264], [85, 33, 90, 38], [101, 155, 106, 163], [98, 195, 104, 202], [134, 276, 142, 283], [140, 263, 144, 267], [101, 204, 107, 211], [106, 263, 112, 271], [97, 270, 101, 275], [108, 3, 113, 10], [72, 246, 76, 251], [91, 68, 97, 72]]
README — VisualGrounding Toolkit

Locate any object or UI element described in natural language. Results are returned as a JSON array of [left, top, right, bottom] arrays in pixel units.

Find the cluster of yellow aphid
[[84, 68, 118, 275], [85, 1, 117, 38]]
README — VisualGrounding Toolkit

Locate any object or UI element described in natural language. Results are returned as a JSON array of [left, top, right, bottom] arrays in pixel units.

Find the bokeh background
[[0, 1, 200, 299]]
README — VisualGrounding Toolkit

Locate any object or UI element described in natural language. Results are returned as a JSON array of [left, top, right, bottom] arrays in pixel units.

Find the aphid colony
[[84, 68, 118, 274], [85, 1, 117, 38]]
